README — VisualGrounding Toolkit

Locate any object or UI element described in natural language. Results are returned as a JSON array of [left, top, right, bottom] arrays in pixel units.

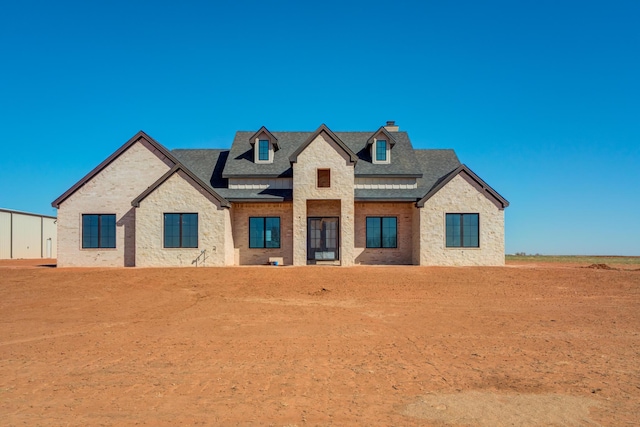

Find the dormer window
[[372, 138, 391, 164], [375, 140, 388, 162], [258, 140, 270, 161], [250, 126, 279, 164], [367, 125, 396, 165], [254, 137, 273, 163]]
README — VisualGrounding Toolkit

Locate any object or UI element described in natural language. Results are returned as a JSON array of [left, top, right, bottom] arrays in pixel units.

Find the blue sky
[[1, 0, 638, 255]]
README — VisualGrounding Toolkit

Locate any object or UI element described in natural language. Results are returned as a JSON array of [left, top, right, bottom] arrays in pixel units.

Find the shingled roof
[[173, 144, 462, 203], [54, 126, 482, 208], [172, 148, 293, 202], [221, 128, 424, 179]]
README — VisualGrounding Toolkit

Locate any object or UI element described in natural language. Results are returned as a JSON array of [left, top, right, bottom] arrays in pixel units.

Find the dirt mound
[[585, 263, 614, 270]]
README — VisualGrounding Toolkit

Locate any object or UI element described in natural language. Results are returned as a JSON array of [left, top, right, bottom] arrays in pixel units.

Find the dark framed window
[[249, 217, 281, 248], [317, 169, 330, 188], [375, 140, 387, 161], [258, 139, 269, 161], [82, 214, 116, 248], [164, 213, 198, 248], [366, 216, 397, 248], [446, 213, 479, 248]]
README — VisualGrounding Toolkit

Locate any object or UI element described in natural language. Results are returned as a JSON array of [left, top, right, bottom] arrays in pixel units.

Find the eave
[[131, 164, 230, 208], [52, 131, 180, 208], [416, 164, 509, 209]]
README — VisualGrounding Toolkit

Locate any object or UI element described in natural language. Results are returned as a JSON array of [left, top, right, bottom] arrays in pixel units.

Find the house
[[52, 122, 508, 267]]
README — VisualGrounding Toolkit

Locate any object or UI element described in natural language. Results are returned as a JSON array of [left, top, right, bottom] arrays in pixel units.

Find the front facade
[[52, 122, 509, 267]]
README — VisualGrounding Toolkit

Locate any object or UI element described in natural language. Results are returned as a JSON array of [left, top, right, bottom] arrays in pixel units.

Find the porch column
[[292, 197, 307, 266], [340, 200, 355, 266]]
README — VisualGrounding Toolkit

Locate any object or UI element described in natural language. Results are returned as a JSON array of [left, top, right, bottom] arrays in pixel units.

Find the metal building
[[0, 208, 57, 259]]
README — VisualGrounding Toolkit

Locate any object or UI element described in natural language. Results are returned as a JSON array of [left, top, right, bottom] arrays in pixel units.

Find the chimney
[[384, 120, 399, 132]]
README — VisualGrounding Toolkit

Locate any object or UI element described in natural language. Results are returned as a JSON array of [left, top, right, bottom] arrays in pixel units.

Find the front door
[[307, 217, 339, 261]]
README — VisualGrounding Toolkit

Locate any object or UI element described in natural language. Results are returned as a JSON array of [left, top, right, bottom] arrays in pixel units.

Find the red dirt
[[584, 263, 615, 270], [1, 260, 638, 425]]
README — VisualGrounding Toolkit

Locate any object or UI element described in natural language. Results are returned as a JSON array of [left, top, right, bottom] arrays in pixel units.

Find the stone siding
[[223, 206, 235, 266], [412, 207, 421, 265], [292, 134, 355, 265], [354, 202, 414, 265], [232, 202, 293, 265], [419, 174, 505, 266], [307, 200, 341, 217], [135, 171, 231, 267], [56, 131, 507, 268], [57, 140, 173, 267]]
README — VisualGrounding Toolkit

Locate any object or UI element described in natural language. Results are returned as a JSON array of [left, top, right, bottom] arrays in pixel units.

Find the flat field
[[1, 259, 639, 426]]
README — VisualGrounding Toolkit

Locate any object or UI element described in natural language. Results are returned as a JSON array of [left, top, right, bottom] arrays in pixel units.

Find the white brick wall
[[135, 171, 231, 267], [57, 140, 173, 267], [412, 207, 421, 265], [419, 174, 505, 266], [56, 133, 506, 268], [292, 134, 355, 265]]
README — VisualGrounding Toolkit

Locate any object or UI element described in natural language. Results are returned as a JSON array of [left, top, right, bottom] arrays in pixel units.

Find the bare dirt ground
[[1, 259, 638, 426]]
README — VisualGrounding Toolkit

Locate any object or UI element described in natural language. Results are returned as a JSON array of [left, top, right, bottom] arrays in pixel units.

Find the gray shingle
[[172, 148, 292, 201], [221, 130, 424, 178], [172, 135, 462, 203], [172, 149, 228, 188], [215, 188, 292, 202], [414, 149, 461, 195], [353, 150, 460, 200], [340, 132, 423, 177], [354, 188, 425, 200]]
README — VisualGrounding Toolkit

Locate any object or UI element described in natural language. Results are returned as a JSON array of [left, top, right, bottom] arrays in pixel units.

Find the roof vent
[[384, 120, 399, 132]]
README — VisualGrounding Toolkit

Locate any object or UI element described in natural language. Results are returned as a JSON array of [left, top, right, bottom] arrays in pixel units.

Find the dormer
[[249, 126, 279, 164], [366, 123, 397, 164]]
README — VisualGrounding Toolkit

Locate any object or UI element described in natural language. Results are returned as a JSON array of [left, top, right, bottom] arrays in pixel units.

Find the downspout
[[41, 216, 44, 258]]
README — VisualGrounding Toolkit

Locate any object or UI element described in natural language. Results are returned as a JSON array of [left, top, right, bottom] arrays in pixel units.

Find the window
[[258, 139, 269, 161], [82, 214, 116, 248], [366, 217, 397, 248], [317, 169, 330, 188], [249, 217, 281, 248], [446, 213, 479, 248], [375, 140, 387, 162], [164, 213, 198, 248]]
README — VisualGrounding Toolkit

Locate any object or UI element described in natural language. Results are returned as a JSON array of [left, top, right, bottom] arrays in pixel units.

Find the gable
[[291, 131, 355, 202], [289, 124, 358, 164], [366, 126, 397, 147], [52, 131, 179, 208], [417, 164, 509, 209], [132, 165, 229, 208], [249, 126, 279, 150], [294, 133, 354, 167]]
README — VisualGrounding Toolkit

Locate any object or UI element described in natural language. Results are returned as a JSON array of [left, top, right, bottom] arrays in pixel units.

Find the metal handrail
[[192, 249, 207, 267]]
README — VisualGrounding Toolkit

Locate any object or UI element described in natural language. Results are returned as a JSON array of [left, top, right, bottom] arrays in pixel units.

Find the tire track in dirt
[[1, 263, 638, 425]]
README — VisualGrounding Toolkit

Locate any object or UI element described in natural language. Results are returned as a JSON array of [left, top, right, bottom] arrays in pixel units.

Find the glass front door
[[307, 217, 339, 260]]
